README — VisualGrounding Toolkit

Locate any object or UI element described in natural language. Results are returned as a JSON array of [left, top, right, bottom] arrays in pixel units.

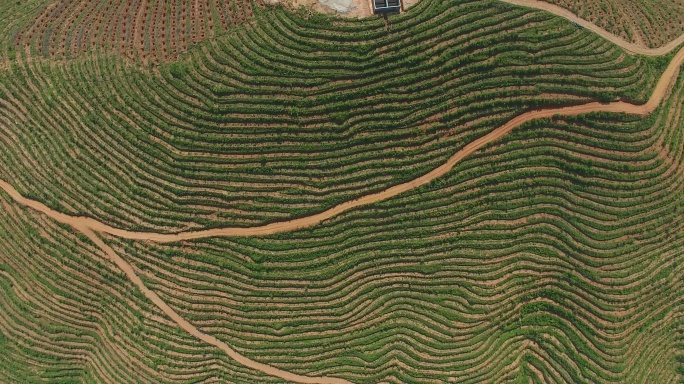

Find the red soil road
[[1, 3, 684, 383], [1, 44, 682, 243], [501, 0, 684, 56], [74, 226, 351, 384]]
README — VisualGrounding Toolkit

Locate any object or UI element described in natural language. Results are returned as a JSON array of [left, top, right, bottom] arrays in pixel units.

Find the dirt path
[[76, 226, 351, 384], [500, 0, 684, 56], [1, 46, 682, 243], [1, 2, 684, 383]]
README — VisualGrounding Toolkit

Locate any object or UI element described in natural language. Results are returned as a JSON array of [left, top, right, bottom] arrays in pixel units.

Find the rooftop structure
[[373, 0, 400, 13]]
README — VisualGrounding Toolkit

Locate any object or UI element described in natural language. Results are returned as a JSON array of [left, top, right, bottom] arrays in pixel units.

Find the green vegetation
[[112, 74, 684, 382], [0, 0, 259, 63], [0, 0, 668, 233], [0, 190, 282, 383], [0, 0, 682, 382], [545, 0, 684, 48]]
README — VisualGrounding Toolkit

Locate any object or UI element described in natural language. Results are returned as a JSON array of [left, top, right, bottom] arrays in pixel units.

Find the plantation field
[[0, 1, 672, 233], [111, 73, 684, 382], [543, 0, 684, 49], [0, 0, 262, 63], [0, 0, 684, 382], [0, 190, 282, 383]]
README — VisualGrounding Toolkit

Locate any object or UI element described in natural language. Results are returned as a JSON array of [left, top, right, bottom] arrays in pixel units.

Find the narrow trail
[[501, 0, 684, 56], [1, 2, 684, 383], [1, 46, 683, 243], [76, 226, 351, 384]]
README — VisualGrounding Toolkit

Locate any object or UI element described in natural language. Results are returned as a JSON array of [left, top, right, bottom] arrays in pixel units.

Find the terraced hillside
[[0, 0, 684, 382], [543, 0, 684, 49], [0, 0, 262, 63], [0, 189, 282, 383], [111, 72, 684, 382], [0, 1, 671, 234]]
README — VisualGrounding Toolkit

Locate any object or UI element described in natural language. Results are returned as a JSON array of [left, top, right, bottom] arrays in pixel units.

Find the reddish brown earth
[[536, 0, 684, 49], [1, 44, 682, 243], [13, 0, 261, 63], [1, 2, 684, 382], [501, 0, 684, 56]]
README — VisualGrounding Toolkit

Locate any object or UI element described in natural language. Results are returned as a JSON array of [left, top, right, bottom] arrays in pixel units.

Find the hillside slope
[[0, 0, 262, 63], [0, 1, 671, 233], [0, 0, 683, 382], [544, 0, 684, 49], [111, 73, 684, 382]]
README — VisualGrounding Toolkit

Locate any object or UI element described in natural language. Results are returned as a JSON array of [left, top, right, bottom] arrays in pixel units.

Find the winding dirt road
[[1, 45, 683, 244], [501, 0, 684, 56], [74, 225, 351, 384], [1, 2, 684, 383]]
